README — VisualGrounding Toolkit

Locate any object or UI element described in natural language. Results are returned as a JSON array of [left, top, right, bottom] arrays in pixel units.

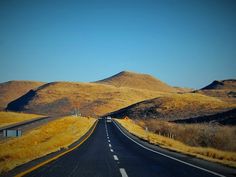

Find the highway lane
[[21, 118, 236, 177], [0, 116, 64, 140]]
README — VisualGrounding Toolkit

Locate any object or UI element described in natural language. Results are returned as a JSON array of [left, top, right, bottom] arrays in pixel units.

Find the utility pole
[[74, 107, 81, 117]]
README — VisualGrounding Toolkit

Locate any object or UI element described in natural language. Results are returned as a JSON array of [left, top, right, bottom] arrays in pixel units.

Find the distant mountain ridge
[[196, 79, 236, 104], [201, 79, 236, 90], [2, 72, 235, 119]]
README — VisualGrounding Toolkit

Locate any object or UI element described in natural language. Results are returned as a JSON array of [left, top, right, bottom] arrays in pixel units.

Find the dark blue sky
[[0, 0, 235, 89]]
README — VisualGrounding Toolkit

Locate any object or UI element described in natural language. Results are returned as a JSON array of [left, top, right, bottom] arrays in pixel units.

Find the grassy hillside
[[173, 108, 236, 125], [196, 79, 236, 104], [0, 81, 44, 110], [201, 79, 236, 90], [0, 116, 96, 173], [7, 82, 165, 116], [95, 71, 181, 92], [108, 93, 235, 120], [0, 111, 42, 128]]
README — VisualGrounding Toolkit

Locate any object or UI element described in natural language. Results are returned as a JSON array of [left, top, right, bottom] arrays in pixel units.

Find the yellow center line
[[15, 120, 98, 177]]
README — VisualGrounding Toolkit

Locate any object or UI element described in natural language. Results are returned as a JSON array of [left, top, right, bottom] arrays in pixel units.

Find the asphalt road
[[21, 118, 236, 177]]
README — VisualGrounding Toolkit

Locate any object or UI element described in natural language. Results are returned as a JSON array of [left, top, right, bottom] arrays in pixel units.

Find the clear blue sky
[[0, 0, 235, 89]]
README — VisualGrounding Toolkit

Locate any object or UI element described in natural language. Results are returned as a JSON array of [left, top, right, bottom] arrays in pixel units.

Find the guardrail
[[0, 116, 49, 132], [3, 119, 98, 177]]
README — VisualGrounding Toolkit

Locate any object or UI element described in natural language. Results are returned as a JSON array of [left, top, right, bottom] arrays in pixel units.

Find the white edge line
[[113, 120, 225, 177], [110, 149, 114, 152], [120, 168, 128, 177], [113, 155, 119, 160]]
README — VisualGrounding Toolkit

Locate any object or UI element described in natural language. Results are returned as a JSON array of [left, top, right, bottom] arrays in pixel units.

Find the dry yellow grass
[[16, 81, 166, 116], [139, 119, 236, 151], [0, 111, 42, 128], [116, 118, 236, 168], [110, 92, 235, 120], [0, 116, 96, 173], [23, 82, 234, 118]]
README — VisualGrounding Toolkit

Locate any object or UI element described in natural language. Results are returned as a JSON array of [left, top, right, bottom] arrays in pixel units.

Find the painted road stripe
[[15, 120, 98, 177], [113, 155, 119, 160], [109, 144, 112, 147], [108, 140, 110, 142], [113, 120, 225, 177], [120, 168, 128, 177], [110, 149, 114, 152]]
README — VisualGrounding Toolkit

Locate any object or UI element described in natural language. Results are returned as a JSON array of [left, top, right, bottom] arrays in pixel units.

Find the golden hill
[[196, 79, 236, 104], [107, 93, 235, 120], [201, 79, 236, 90], [95, 71, 181, 92], [0, 81, 44, 110], [6, 82, 166, 116]]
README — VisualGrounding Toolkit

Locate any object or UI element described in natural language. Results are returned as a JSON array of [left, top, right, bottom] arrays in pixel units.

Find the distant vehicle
[[106, 116, 112, 122]]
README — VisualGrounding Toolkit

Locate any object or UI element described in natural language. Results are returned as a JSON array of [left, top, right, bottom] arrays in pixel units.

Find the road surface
[[17, 118, 236, 177]]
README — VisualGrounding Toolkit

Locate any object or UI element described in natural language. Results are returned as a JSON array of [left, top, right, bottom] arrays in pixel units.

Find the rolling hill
[[195, 79, 236, 104], [173, 108, 236, 125], [201, 79, 236, 90], [106, 93, 235, 120], [4, 73, 234, 119], [95, 71, 184, 92], [6, 71, 185, 116], [0, 81, 44, 110], [6, 82, 166, 116]]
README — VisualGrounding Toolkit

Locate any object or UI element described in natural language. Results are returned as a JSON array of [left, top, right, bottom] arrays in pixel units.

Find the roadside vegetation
[[0, 116, 96, 173], [116, 118, 236, 167], [0, 111, 42, 128], [139, 119, 236, 152]]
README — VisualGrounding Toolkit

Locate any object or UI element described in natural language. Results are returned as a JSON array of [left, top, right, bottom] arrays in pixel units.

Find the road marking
[[109, 144, 112, 147], [15, 120, 98, 177], [110, 149, 114, 152], [113, 155, 119, 160], [113, 120, 226, 177], [120, 168, 128, 177], [108, 140, 110, 142]]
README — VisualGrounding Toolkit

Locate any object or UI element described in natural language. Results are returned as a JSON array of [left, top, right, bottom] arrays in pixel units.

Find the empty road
[[17, 118, 235, 177]]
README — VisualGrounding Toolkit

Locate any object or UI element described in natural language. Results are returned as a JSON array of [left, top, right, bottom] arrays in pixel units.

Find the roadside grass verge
[[116, 118, 236, 168], [0, 111, 42, 128], [139, 119, 236, 152], [0, 116, 96, 173]]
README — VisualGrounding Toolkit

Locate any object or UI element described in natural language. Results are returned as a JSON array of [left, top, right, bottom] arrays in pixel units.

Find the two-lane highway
[[18, 118, 236, 177]]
